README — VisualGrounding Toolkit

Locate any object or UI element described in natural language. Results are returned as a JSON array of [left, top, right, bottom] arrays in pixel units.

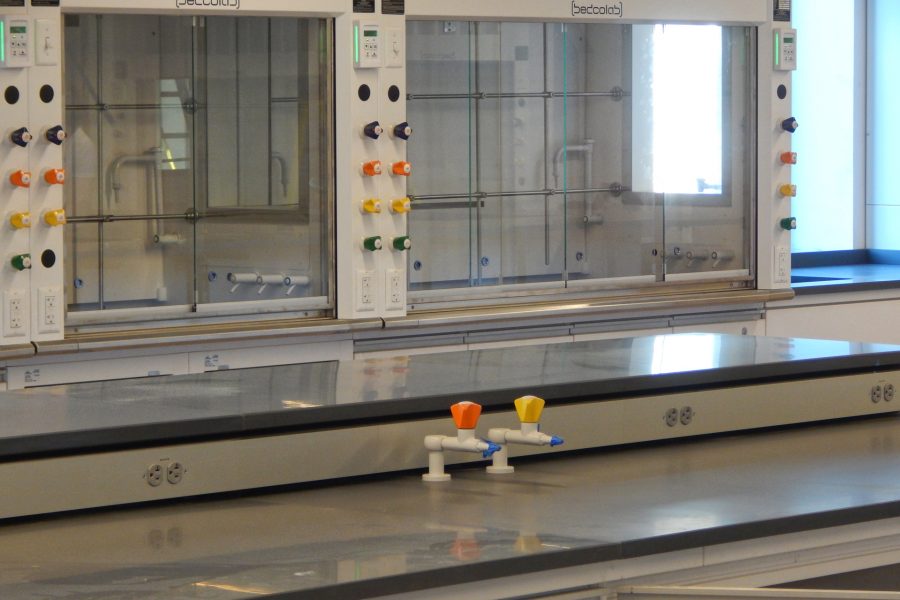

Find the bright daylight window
[[791, 0, 858, 252], [652, 25, 723, 195]]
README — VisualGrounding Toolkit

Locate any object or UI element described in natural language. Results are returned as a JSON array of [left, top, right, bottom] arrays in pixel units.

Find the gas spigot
[[423, 401, 502, 482], [391, 197, 412, 214], [45, 125, 67, 146], [486, 395, 564, 475], [9, 170, 30, 188]]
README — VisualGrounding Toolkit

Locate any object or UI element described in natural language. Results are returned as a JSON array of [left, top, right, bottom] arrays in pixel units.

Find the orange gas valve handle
[[780, 152, 798, 165], [362, 161, 383, 177], [9, 170, 31, 188], [392, 161, 411, 176], [450, 401, 483, 430], [44, 168, 65, 185]]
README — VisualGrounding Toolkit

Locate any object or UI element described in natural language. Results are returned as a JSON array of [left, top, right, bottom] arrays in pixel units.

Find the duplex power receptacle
[[167, 462, 185, 484], [146, 464, 163, 487]]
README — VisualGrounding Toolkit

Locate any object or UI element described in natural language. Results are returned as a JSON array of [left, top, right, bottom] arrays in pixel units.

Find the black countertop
[[4, 333, 900, 460]]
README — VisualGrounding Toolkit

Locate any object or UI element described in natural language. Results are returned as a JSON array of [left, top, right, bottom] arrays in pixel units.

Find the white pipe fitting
[[423, 429, 501, 482], [485, 423, 564, 475]]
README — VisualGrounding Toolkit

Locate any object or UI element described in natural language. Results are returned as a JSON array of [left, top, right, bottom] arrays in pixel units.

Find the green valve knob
[[392, 236, 411, 251], [780, 217, 797, 231], [363, 236, 383, 252], [11, 254, 31, 271]]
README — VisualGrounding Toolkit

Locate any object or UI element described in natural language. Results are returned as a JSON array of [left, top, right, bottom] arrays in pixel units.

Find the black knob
[[363, 121, 383, 140], [10, 127, 32, 148], [781, 117, 799, 133], [45, 125, 66, 146], [393, 122, 412, 140]]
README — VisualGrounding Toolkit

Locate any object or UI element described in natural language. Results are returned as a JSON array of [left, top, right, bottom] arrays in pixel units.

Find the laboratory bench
[[0, 334, 900, 598], [4, 415, 900, 599]]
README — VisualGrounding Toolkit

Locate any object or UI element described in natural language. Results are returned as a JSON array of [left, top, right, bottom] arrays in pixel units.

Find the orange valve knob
[[450, 401, 482, 430], [780, 152, 798, 165], [779, 184, 797, 198], [362, 161, 383, 177], [9, 212, 31, 229], [392, 161, 411, 177], [44, 168, 65, 185], [44, 209, 67, 227], [9, 170, 31, 188], [391, 197, 412, 214], [362, 199, 382, 214]]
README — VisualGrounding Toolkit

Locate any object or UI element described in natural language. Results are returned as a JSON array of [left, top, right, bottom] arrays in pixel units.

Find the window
[[791, 0, 863, 253]]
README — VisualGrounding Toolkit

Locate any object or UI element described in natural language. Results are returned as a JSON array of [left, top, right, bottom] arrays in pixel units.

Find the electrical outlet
[[386, 269, 404, 310], [37, 286, 63, 334], [145, 464, 163, 487], [3, 290, 27, 337], [356, 270, 376, 312], [775, 246, 789, 284], [166, 462, 185, 484]]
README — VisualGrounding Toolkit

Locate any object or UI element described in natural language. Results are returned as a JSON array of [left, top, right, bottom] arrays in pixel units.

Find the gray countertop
[[2, 415, 900, 599], [3, 333, 900, 459]]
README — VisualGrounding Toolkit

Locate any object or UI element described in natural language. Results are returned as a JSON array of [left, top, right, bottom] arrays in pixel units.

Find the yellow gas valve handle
[[44, 209, 67, 227], [391, 198, 412, 214], [362, 199, 382, 214], [10, 212, 31, 229], [514, 395, 546, 424]]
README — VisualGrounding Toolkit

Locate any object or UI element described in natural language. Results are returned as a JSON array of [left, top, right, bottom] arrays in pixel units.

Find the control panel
[[764, 22, 798, 289], [1, 17, 31, 69], [339, 1, 409, 319], [775, 28, 797, 71], [0, 4, 63, 346]]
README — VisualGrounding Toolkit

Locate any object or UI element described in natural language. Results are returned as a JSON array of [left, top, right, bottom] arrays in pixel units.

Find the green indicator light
[[354, 23, 359, 64], [774, 31, 780, 68], [1, 22, 5, 64]]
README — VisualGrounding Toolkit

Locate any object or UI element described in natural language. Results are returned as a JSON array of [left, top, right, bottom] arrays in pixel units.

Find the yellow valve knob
[[44, 209, 67, 227], [391, 198, 412, 214], [9, 170, 30, 188], [514, 395, 545, 424], [362, 199, 382, 214], [779, 184, 797, 198], [10, 212, 31, 229], [44, 168, 65, 185]]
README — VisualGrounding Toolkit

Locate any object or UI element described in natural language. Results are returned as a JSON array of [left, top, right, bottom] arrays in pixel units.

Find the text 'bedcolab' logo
[[176, 0, 240, 9], [571, 1, 624, 17]]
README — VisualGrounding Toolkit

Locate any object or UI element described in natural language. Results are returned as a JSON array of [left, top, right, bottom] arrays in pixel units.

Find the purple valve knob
[[363, 121, 384, 140], [46, 125, 66, 146], [393, 122, 412, 140], [10, 127, 32, 148]]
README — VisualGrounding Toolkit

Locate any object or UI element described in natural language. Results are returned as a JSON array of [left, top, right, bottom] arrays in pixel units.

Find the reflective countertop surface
[[3, 415, 900, 599], [3, 334, 900, 457]]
